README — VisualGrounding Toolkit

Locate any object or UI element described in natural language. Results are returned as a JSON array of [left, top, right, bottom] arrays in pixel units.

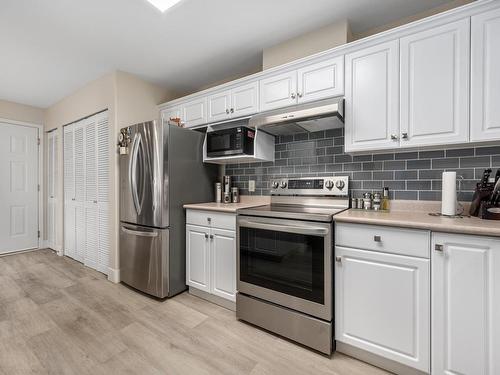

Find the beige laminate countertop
[[183, 202, 266, 213], [334, 209, 500, 238]]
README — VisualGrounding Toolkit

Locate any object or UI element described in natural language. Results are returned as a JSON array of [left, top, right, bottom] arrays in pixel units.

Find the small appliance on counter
[[470, 168, 500, 220], [216, 175, 240, 204]]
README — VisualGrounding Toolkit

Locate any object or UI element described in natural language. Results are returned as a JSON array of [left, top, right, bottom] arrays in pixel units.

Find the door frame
[[0, 117, 44, 253]]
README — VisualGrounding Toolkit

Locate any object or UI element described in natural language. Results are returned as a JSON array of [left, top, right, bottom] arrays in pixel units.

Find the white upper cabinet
[[432, 233, 500, 375], [208, 90, 232, 123], [207, 81, 259, 123], [344, 40, 400, 152], [162, 106, 181, 123], [231, 81, 259, 118], [400, 19, 470, 147], [260, 70, 297, 111], [260, 56, 345, 112], [297, 56, 344, 104], [183, 97, 207, 128], [471, 8, 500, 142]]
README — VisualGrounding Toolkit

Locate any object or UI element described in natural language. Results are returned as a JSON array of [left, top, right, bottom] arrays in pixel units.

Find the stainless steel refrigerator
[[119, 120, 216, 298]]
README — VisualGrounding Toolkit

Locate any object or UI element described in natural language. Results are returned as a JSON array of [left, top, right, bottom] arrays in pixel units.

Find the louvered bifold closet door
[[63, 125, 76, 259], [84, 117, 99, 271], [72, 121, 86, 263], [96, 112, 110, 275]]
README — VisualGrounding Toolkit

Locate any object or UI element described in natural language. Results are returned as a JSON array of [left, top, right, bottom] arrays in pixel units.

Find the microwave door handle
[[239, 219, 329, 236], [121, 226, 158, 237]]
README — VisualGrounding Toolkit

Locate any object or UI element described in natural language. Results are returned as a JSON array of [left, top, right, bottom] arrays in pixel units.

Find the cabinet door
[[207, 90, 231, 123], [400, 19, 470, 147], [182, 98, 207, 128], [231, 81, 259, 118], [210, 228, 236, 301], [161, 107, 181, 124], [344, 40, 400, 152], [471, 8, 500, 142], [297, 56, 344, 104], [335, 246, 430, 372], [432, 233, 500, 375], [186, 224, 210, 292], [259, 70, 297, 111]]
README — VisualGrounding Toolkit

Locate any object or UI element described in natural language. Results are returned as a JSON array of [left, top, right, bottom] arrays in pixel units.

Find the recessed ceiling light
[[146, 0, 183, 12]]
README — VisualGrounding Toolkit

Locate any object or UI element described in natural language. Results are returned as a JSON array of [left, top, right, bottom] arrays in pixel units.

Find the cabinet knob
[[205, 233, 209, 239], [207, 217, 211, 222], [401, 132, 409, 140], [209, 234, 214, 240], [391, 134, 398, 140], [93, 200, 98, 204], [435, 244, 444, 252], [226, 109, 230, 114], [230, 108, 234, 113], [297, 92, 303, 98], [291, 93, 296, 99], [374, 235, 381, 242], [335, 256, 342, 263]]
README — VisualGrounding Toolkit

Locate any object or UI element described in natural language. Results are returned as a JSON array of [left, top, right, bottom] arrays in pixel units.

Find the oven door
[[237, 215, 332, 321]]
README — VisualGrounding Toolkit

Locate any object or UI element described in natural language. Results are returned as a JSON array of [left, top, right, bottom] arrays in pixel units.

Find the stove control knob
[[335, 180, 345, 190], [325, 180, 334, 189], [279, 181, 287, 189], [271, 181, 279, 189]]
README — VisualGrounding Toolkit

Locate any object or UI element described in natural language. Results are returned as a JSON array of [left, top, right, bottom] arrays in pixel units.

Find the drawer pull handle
[[435, 244, 444, 252], [374, 235, 381, 242], [335, 256, 342, 263], [207, 217, 211, 222]]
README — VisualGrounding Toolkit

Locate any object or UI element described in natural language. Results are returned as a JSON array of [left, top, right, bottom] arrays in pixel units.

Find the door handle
[[374, 235, 381, 242], [238, 219, 329, 236], [121, 226, 158, 237]]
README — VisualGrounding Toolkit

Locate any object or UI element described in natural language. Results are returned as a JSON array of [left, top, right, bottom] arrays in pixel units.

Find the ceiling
[[1, 0, 457, 108]]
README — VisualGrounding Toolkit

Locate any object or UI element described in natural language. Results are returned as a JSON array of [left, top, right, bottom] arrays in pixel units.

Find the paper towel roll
[[441, 171, 457, 216]]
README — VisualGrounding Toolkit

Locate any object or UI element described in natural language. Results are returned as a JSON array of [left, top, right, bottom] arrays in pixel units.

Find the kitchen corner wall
[[226, 129, 500, 201]]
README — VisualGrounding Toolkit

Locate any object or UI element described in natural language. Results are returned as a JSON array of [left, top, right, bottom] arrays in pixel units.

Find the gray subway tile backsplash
[[226, 129, 500, 201]]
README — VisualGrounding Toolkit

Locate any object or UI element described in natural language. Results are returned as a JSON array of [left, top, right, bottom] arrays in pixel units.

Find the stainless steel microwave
[[206, 127, 255, 157]]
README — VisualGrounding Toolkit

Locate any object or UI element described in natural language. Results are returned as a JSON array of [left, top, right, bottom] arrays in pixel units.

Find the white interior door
[[96, 112, 110, 275], [47, 130, 57, 250], [0, 122, 39, 254]]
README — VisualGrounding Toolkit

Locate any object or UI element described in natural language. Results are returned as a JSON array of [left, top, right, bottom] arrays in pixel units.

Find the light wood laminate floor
[[0, 249, 389, 375]]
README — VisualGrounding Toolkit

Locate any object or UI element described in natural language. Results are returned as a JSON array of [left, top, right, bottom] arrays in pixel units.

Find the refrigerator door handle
[[121, 225, 158, 237], [129, 133, 142, 215]]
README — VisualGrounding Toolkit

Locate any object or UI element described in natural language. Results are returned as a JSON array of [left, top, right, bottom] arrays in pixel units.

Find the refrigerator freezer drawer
[[119, 223, 169, 298]]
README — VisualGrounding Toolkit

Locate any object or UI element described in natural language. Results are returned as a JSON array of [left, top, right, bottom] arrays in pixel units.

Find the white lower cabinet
[[186, 210, 236, 303], [432, 233, 500, 375], [335, 246, 430, 372]]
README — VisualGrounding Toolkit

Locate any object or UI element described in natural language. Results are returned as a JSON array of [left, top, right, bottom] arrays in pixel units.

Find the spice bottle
[[382, 187, 390, 211]]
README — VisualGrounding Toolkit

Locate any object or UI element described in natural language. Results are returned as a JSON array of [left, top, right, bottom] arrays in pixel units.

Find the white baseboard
[[107, 267, 120, 283]]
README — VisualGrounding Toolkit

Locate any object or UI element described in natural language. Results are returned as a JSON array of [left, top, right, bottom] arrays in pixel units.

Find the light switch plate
[[249, 180, 255, 192]]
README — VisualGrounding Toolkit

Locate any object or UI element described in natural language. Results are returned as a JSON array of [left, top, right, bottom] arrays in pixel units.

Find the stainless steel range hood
[[248, 97, 344, 136]]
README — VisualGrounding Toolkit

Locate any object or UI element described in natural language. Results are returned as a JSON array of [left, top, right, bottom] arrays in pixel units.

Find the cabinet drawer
[[335, 223, 430, 258], [186, 209, 236, 231]]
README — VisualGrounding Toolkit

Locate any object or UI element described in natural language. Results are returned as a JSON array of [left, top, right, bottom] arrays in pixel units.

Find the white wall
[[0, 99, 45, 124], [262, 20, 352, 70]]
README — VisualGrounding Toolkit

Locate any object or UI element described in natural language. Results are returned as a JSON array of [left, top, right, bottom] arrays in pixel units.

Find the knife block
[[479, 201, 500, 220]]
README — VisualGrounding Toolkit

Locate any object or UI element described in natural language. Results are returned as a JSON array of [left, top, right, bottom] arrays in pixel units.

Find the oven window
[[240, 227, 325, 304], [208, 134, 231, 152]]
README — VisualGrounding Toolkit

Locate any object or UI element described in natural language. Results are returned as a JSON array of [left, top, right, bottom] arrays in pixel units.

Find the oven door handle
[[238, 219, 329, 236]]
